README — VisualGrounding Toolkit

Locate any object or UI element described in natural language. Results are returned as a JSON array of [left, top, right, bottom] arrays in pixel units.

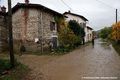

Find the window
[[50, 21, 55, 31], [83, 23, 86, 27], [80, 23, 86, 28], [80, 23, 82, 26]]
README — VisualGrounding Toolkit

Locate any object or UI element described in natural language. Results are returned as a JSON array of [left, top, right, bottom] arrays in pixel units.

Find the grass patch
[[0, 54, 30, 80], [17, 51, 68, 56], [0, 59, 10, 74], [0, 63, 29, 80], [112, 42, 120, 56]]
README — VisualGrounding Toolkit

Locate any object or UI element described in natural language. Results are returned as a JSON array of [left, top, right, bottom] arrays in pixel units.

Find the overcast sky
[[0, 0, 120, 30]]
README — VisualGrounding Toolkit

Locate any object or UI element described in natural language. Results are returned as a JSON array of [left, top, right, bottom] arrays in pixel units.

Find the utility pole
[[8, 0, 15, 68], [116, 9, 118, 23]]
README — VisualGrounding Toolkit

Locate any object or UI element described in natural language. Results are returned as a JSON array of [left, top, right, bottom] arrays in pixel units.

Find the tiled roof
[[12, 3, 63, 16], [87, 26, 93, 30], [64, 12, 88, 21]]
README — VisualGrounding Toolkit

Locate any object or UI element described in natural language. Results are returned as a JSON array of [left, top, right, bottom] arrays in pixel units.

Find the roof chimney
[[1, 6, 6, 13], [68, 10, 71, 13], [25, 0, 29, 4]]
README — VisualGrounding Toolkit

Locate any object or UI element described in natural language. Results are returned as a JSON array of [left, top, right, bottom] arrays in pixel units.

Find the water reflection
[[98, 39, 111, 50], [92, 39, 95, 48]]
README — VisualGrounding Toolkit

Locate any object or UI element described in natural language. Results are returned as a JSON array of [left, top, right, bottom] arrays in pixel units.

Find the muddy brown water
[[19, 39, 120, 80]]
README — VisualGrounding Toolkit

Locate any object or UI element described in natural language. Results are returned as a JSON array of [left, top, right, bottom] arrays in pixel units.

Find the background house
[[85, 26, 93, 42], [64, 11, 88, 27], [63, 11, 90, 43], [12, 0, 63, 52]]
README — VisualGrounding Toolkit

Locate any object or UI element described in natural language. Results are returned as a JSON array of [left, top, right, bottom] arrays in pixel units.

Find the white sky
[[0, 0, 120, 30]]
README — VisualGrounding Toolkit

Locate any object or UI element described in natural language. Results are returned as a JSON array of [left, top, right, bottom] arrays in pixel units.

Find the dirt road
[[19, 39, 120, 80]]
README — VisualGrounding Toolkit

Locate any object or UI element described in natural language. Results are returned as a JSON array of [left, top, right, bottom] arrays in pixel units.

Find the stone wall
[[12, 9, 24, 40], [12, 7, 58, 52], [0, 12, 8, 52]]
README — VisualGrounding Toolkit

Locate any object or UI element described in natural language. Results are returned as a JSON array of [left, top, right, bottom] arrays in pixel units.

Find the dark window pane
[[50, 22, 55, 31]]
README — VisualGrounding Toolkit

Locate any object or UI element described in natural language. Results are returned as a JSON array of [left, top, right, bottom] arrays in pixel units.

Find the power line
[[95, 0, 116, 10], [95, 0, 119, 22], [60, 0, 74, 12]]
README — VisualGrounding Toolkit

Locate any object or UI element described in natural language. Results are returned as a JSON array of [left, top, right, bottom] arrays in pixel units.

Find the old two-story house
[[0, 6, 8, 52], [12, 0, 63, 52], [85, 26, 93, 42], [63, 11, 92, 43], [64, 11, 88, 27]]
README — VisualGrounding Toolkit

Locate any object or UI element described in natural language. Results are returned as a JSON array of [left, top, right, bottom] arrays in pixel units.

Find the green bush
[[55, 17, 82, 53], [0, 59, 11, 74], [99, 27, 112, 39], [68, 20, 85, 37], [54, 45, 72, 53]]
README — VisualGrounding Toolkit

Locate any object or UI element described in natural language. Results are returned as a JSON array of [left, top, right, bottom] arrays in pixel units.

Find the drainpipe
[[41, 12, 43, 53], [22, 0, 29, 41], [23, 8, 28, 41]]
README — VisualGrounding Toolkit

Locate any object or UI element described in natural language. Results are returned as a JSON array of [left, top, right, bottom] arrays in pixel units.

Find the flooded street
[[20, 39, 120, 80]]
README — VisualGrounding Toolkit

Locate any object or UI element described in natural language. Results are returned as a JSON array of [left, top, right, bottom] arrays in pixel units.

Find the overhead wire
[[60, 0, 88, 16], [96, 0, 120, 15], [60, 0, 75, 12], [95, 0, 116, 10], [95, 0, 120, 22], [60, 0, 120, 21]]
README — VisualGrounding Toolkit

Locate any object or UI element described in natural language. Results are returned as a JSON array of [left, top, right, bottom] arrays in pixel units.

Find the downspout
[[22, 0, 29, 41], [23, 8, 29, 41], [41, 11, 43, 53]]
